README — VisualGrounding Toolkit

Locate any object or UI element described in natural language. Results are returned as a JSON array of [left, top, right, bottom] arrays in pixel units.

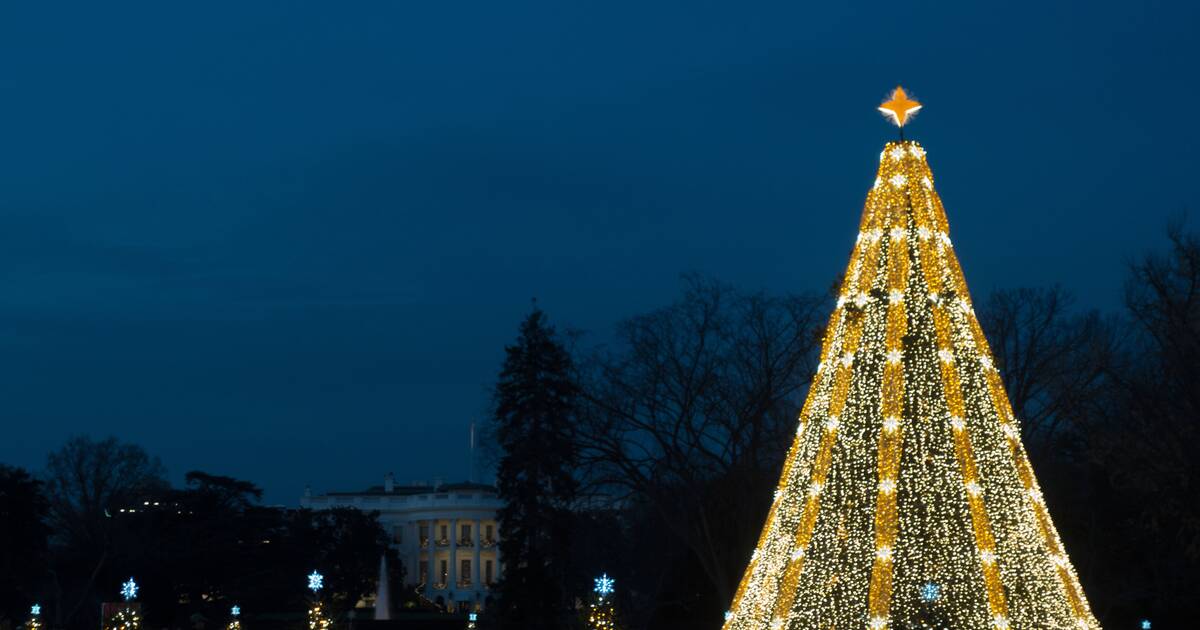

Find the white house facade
[[301, 474, 502, 612]]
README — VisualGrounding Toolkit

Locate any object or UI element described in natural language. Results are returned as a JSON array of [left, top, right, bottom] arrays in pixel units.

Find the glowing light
[[31, 605, 41, 616], [307, 571, 324, 593], [890, 173, 907, 187], [231, 607, 240, 617], [594, 573, 615, 596], [877, 86, 922, 127], [1141, 620, 1151, 630], [920, 582, 942, 602], [120, 578, 138, 601], [719, 138, 1100, 630]]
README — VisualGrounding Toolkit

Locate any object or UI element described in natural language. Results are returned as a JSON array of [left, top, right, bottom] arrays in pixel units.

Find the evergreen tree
[[25, 605, 44, 630], [492, 307, 579, 629], [0, 465, 49, 621], [722, 90, 1099, 629], [586, 574, 618, 630]]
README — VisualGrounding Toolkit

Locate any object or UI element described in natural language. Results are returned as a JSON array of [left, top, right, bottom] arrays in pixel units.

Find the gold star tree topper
[[878, 86, 922, 127]]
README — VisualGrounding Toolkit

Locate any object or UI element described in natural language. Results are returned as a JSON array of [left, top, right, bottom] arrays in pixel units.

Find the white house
[[301, 474, 503, 612]]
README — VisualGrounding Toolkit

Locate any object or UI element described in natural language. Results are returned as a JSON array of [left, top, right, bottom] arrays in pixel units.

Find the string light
[[307, 603, 331, 630], [719, 139, 1100, 628], [588, 574, 618, 630], [120, 578, 138, 602], [26, 605, 43, 630], [105, 607, 140, 630]]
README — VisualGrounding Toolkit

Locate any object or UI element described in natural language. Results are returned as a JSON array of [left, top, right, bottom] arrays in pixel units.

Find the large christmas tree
[[721, 88, 1099, 630]]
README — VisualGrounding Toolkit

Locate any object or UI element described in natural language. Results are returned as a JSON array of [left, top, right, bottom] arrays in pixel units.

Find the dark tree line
[[0, 437, 392, 630], [490, 228, 1200, 629]]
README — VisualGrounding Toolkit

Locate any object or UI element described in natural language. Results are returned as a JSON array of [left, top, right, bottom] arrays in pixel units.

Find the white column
[[425, 520, 436, 597], [449, 518, 459, 595], [472, 518, 481, 592]]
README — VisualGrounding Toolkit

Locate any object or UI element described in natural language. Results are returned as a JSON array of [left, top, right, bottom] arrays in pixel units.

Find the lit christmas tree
[[103, 578, 142, 630], [587, 574, 618, 630], [306, 571, 332, 630], [721, 88, 1100, 630], [25, 604, 42, 630], [227, 606, 242, 630]]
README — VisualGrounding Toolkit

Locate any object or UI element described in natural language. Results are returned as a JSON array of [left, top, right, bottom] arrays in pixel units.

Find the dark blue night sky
[[2, 1, 1196, 503]]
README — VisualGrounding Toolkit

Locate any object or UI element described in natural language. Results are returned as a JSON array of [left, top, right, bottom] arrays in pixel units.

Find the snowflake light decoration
[[920, 582, 942, 602], [120, 577, 138, 601], [593, 573, 615, 597], [231, 606, 241, 617], [307, 570, 324, 593], [31, 605, 41, 616]]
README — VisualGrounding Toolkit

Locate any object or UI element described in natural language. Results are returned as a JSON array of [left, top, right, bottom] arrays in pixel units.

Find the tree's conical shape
[[722, 141, 1099, 630]]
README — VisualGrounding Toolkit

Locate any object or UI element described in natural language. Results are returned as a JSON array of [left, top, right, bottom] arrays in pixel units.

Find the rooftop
[[321, 481, 498, 498]]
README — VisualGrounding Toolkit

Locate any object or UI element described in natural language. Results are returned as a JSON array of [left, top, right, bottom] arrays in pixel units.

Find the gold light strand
[[866, 180, 912, 625]]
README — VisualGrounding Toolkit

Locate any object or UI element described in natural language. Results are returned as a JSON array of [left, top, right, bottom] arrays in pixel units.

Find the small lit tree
[[586, 574, 618, 630], [307, 571, 332, 630], [25, 604, 43, 630], [103, 579, 141, 630], [227, 606, 242, 630]]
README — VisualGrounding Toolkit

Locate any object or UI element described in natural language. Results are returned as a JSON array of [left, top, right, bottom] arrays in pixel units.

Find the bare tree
[[42, 436, 167, 626], [575, 274, 826, 611], [1096, 225, 1200, 616], [977, 286, 1115, 455]]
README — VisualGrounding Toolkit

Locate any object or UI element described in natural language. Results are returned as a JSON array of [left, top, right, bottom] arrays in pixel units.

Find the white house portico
[[301, 475, 502, 612]]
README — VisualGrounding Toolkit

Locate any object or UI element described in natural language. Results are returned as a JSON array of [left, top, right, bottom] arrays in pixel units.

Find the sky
[[1, 1, 1196, 504]]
